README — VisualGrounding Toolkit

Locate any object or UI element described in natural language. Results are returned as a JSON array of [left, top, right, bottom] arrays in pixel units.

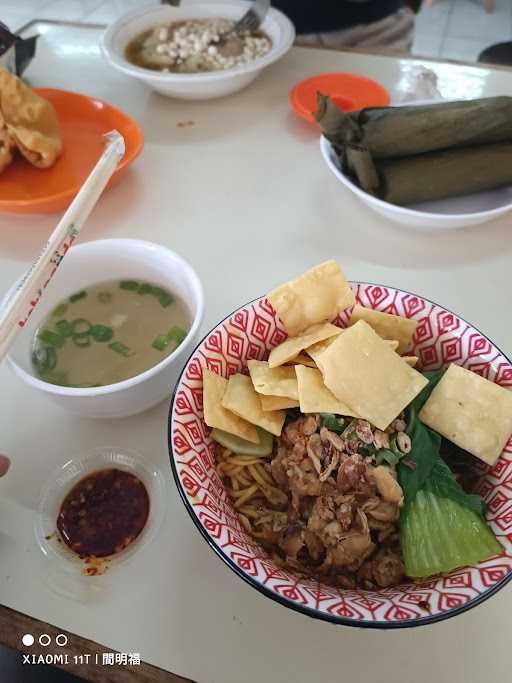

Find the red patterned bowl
[[168, 283, 512, 628]]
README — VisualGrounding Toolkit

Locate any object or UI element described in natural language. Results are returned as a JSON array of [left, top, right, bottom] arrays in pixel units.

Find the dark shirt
[[272, 0, 403, 35]]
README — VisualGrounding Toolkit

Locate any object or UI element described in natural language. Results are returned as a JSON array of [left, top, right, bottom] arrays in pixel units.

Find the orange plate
[[290, 72, 390, 123], [0, 88, 144, 215]]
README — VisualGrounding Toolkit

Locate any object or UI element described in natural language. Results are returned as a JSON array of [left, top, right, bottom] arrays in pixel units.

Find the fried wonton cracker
[[268, 260, 355, 336], [305, 335, 339, 371], [260, 395, 300, 411], [419, 363, 512, 466], [0, 126, 15, 173], [0, 67, 62, 168], [222, 373, 286, 437], [268, 322, 342, 369], [247, 360, 298, 399], [347, 305, 418, 354], [320, 320, 428, 430], [202, 368, 258, 443], [284, 353, 317, 368], [295, 365, 359, 416]]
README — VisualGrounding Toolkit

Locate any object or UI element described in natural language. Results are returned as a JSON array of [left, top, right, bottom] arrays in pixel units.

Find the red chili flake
[[402, 459, 417, 470], [56, 468, 149, 559]]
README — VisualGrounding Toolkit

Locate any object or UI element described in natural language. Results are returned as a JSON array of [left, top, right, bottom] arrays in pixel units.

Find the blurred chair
[[478, 42, 512, 65]]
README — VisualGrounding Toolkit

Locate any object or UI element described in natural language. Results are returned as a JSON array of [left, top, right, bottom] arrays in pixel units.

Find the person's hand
[[0, 454, 10, 477]]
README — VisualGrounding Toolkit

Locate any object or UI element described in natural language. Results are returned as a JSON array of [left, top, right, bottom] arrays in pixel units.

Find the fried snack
[[0, 124, 15, 173], [0, 67, 62, 169], [268, 260, 354, 337], [419, 363, 512, 466], [268, 322, 342, 368], [347, 304, 417, 354], [221, 373, 286, 437], [320, 320, 428, 431]]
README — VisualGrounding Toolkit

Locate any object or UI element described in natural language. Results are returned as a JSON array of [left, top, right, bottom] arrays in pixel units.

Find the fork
[[160, 0, 271, 42], [231, 0, 271, 35]]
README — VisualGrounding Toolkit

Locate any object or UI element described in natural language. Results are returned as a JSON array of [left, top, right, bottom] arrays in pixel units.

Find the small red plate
[[290, 72, 390, 123], [0, 88, 144, 215]]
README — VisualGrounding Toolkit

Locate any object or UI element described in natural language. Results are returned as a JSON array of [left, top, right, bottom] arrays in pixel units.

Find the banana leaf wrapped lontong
[[315, 94, 512, 206]]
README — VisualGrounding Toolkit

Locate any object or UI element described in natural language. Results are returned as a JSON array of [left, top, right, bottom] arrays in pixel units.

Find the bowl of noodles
[[168, 260, 512, 627]]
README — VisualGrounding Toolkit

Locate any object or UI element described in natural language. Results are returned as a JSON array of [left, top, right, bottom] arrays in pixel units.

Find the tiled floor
[[413, 0, 512, 61], [2, 0, 511, 63]]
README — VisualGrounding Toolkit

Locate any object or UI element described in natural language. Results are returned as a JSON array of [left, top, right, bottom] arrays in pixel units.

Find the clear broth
[[31, 280, 190, 388]]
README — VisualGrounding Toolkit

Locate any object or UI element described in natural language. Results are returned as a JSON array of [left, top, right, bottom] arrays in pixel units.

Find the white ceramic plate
[[320, 130, 512, 231]]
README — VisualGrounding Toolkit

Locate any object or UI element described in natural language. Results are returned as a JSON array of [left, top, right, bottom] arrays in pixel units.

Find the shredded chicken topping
[[225, 414, 406, 589]]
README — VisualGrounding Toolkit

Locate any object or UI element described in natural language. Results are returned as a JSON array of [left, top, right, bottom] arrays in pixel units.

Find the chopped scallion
[[119, 280, 139, 291], [138, 283, 153, 295], [389, 434, 402, 457], [71, 318, 92, 335], [109, 341, 132, 357], [73, 333, 91, 347], [152, 335, 169, 352], [69, 290, 87, 303], [151, 286, 166, 298], [55, 320, 73, 337], [167, 325, 187, 346], [90, 324, 113, 342], [51, 303, 68, 318], [320, 414, 345, 434], [32, 346, 57, 372], [38, 329, 65, 348], [158, 292, 174, 308]]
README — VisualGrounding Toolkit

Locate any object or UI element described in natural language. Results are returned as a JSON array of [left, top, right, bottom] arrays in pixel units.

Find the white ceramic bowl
[[320, 135, 512, 231], [101, 1, 295, 100], [5, 239, 204, 418]]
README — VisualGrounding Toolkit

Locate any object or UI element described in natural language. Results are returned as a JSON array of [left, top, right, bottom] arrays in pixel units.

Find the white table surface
[[0, 21, 511, 683]]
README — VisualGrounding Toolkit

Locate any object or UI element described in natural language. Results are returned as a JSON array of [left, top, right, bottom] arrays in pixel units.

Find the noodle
[[216, 446, 274, 509], [248, 464, 270, 488], [234, 484, 259, 508]]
